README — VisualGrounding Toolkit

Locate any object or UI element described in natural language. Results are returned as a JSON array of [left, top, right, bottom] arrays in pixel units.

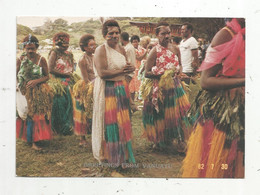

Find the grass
[[16, 50, 201, 178], [16, 108, 188, 178]]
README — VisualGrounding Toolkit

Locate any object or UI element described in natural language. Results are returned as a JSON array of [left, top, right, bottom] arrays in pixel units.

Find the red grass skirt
[[16, 115, 52, 143]]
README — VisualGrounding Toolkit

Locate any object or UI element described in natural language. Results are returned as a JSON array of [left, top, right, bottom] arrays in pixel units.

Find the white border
[[1, 0, 260, 194]]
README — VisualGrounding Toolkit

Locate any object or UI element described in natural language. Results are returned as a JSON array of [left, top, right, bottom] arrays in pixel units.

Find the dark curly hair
[[130, 35, 140, 43], [23, 34, 39, 48], [155, 21, 169, 35], [79, 34, 95, 51], [120, 32, 129, 42], [53, 32, 70, 46], [102, 19, 121, 38]]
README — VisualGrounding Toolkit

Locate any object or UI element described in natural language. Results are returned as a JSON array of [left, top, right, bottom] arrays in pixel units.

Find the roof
[[129, 21, 182, 36]]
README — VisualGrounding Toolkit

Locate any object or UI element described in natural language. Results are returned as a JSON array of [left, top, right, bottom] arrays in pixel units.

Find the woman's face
[[157, 26, 171, 47], [84, 39, 96, 54], [58, 42, 69, 51], [132, 39, 139, 49], [25, 43, 37, 58], [105, 26, 120, 46]]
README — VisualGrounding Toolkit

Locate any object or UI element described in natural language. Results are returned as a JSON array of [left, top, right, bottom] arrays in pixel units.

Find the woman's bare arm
[[200, 28, 245, 90], [145, 47, 160, 79], [78, 56, 90, 83]]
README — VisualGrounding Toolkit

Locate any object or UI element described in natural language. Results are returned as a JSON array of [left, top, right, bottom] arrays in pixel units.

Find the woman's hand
[[26, 80, 39, 89], [123, 63, 135, 73]]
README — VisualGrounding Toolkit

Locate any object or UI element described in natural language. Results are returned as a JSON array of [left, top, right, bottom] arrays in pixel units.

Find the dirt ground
[[16, 50, 200, 178], [16, 108, 185, 178]]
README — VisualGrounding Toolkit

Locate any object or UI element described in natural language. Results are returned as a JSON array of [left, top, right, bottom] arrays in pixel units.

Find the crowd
[[16, 18, 245, 178]]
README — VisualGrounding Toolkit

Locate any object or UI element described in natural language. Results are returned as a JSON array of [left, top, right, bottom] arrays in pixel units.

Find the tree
[[178, 18, 225, 41], [52, 18, 69, 31], [43, 18, 54, 32]]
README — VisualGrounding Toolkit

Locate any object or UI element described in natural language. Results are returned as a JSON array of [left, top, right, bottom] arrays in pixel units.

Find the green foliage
[[17, 24, 34, 46], [17, 17, 226, 48], [17, 24, 33, 35]]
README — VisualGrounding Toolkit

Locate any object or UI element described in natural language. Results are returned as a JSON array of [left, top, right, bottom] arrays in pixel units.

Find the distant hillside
[[17, 17, 226, 49], [17, 24, 34, 46], [17, 24, 33, 35]]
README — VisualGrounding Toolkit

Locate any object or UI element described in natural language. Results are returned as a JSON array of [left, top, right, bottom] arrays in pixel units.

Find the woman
[[129, 35, 147, 102], [138, 43, 155, 100], [72, 34, 96, 146], [181, 18, 245, 178], [137, 36, 151, 100], [16, 34, 53, 150], [92, 19, 136, 165], [141, 22, 191, 153], [48, 32, 79, 135]]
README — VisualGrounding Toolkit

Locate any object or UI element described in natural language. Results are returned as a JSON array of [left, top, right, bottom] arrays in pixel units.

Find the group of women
[[16, 18, 245, 178], [16, 32, 96, 150]]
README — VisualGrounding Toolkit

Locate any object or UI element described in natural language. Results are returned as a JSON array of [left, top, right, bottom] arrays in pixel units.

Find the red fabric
[[74, 121, 88, 135], [129, 46, 146, 93], [151, 44, 179, 112], [32, 115, 52, 142], [199, 18, 245, 78], [119, 121, 132, 141], [16, 118, 27, 141]]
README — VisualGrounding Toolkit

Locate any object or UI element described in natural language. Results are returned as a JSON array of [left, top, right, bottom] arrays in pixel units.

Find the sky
[[17, 16, 95, 28]]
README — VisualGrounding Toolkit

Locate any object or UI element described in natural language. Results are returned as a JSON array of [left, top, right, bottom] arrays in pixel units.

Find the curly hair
[[23, 34, 39, 48], [53, 32, 70, 46], [155, 21, 169, 35], [79, 34, 95, 51], [130, 35, 140, 43], [120, 32, 129, 42], [102, 19, 121, 38]]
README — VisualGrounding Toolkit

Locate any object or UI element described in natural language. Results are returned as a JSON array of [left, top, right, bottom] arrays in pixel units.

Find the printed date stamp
[[198, 163, 229, 170]]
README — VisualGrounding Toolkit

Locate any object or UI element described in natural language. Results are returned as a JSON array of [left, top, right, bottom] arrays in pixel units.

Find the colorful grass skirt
[[72, 80, 93, 136], [141, 70, 191, 148], [16, 83, 53, 142], [102, 80, 135, 164], [49, 77, 74, 135], [181, 87, 244, 178]]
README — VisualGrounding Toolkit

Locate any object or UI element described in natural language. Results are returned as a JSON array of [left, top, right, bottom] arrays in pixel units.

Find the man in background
[[179, 22, 199, 84], [120, 32, 139, 112]]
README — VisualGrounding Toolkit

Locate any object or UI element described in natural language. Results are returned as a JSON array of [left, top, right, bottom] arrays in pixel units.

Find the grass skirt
[[102, 80, 135, 165], [181, 87, 244, 178], [48, 76, 75, 135], [16, 83, 53, 142], [141, 70, 191, 148], [72, 79, 93, 135]]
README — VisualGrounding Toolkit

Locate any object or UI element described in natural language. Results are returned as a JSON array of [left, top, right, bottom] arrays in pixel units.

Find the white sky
[[17, 16, 95, 28]]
